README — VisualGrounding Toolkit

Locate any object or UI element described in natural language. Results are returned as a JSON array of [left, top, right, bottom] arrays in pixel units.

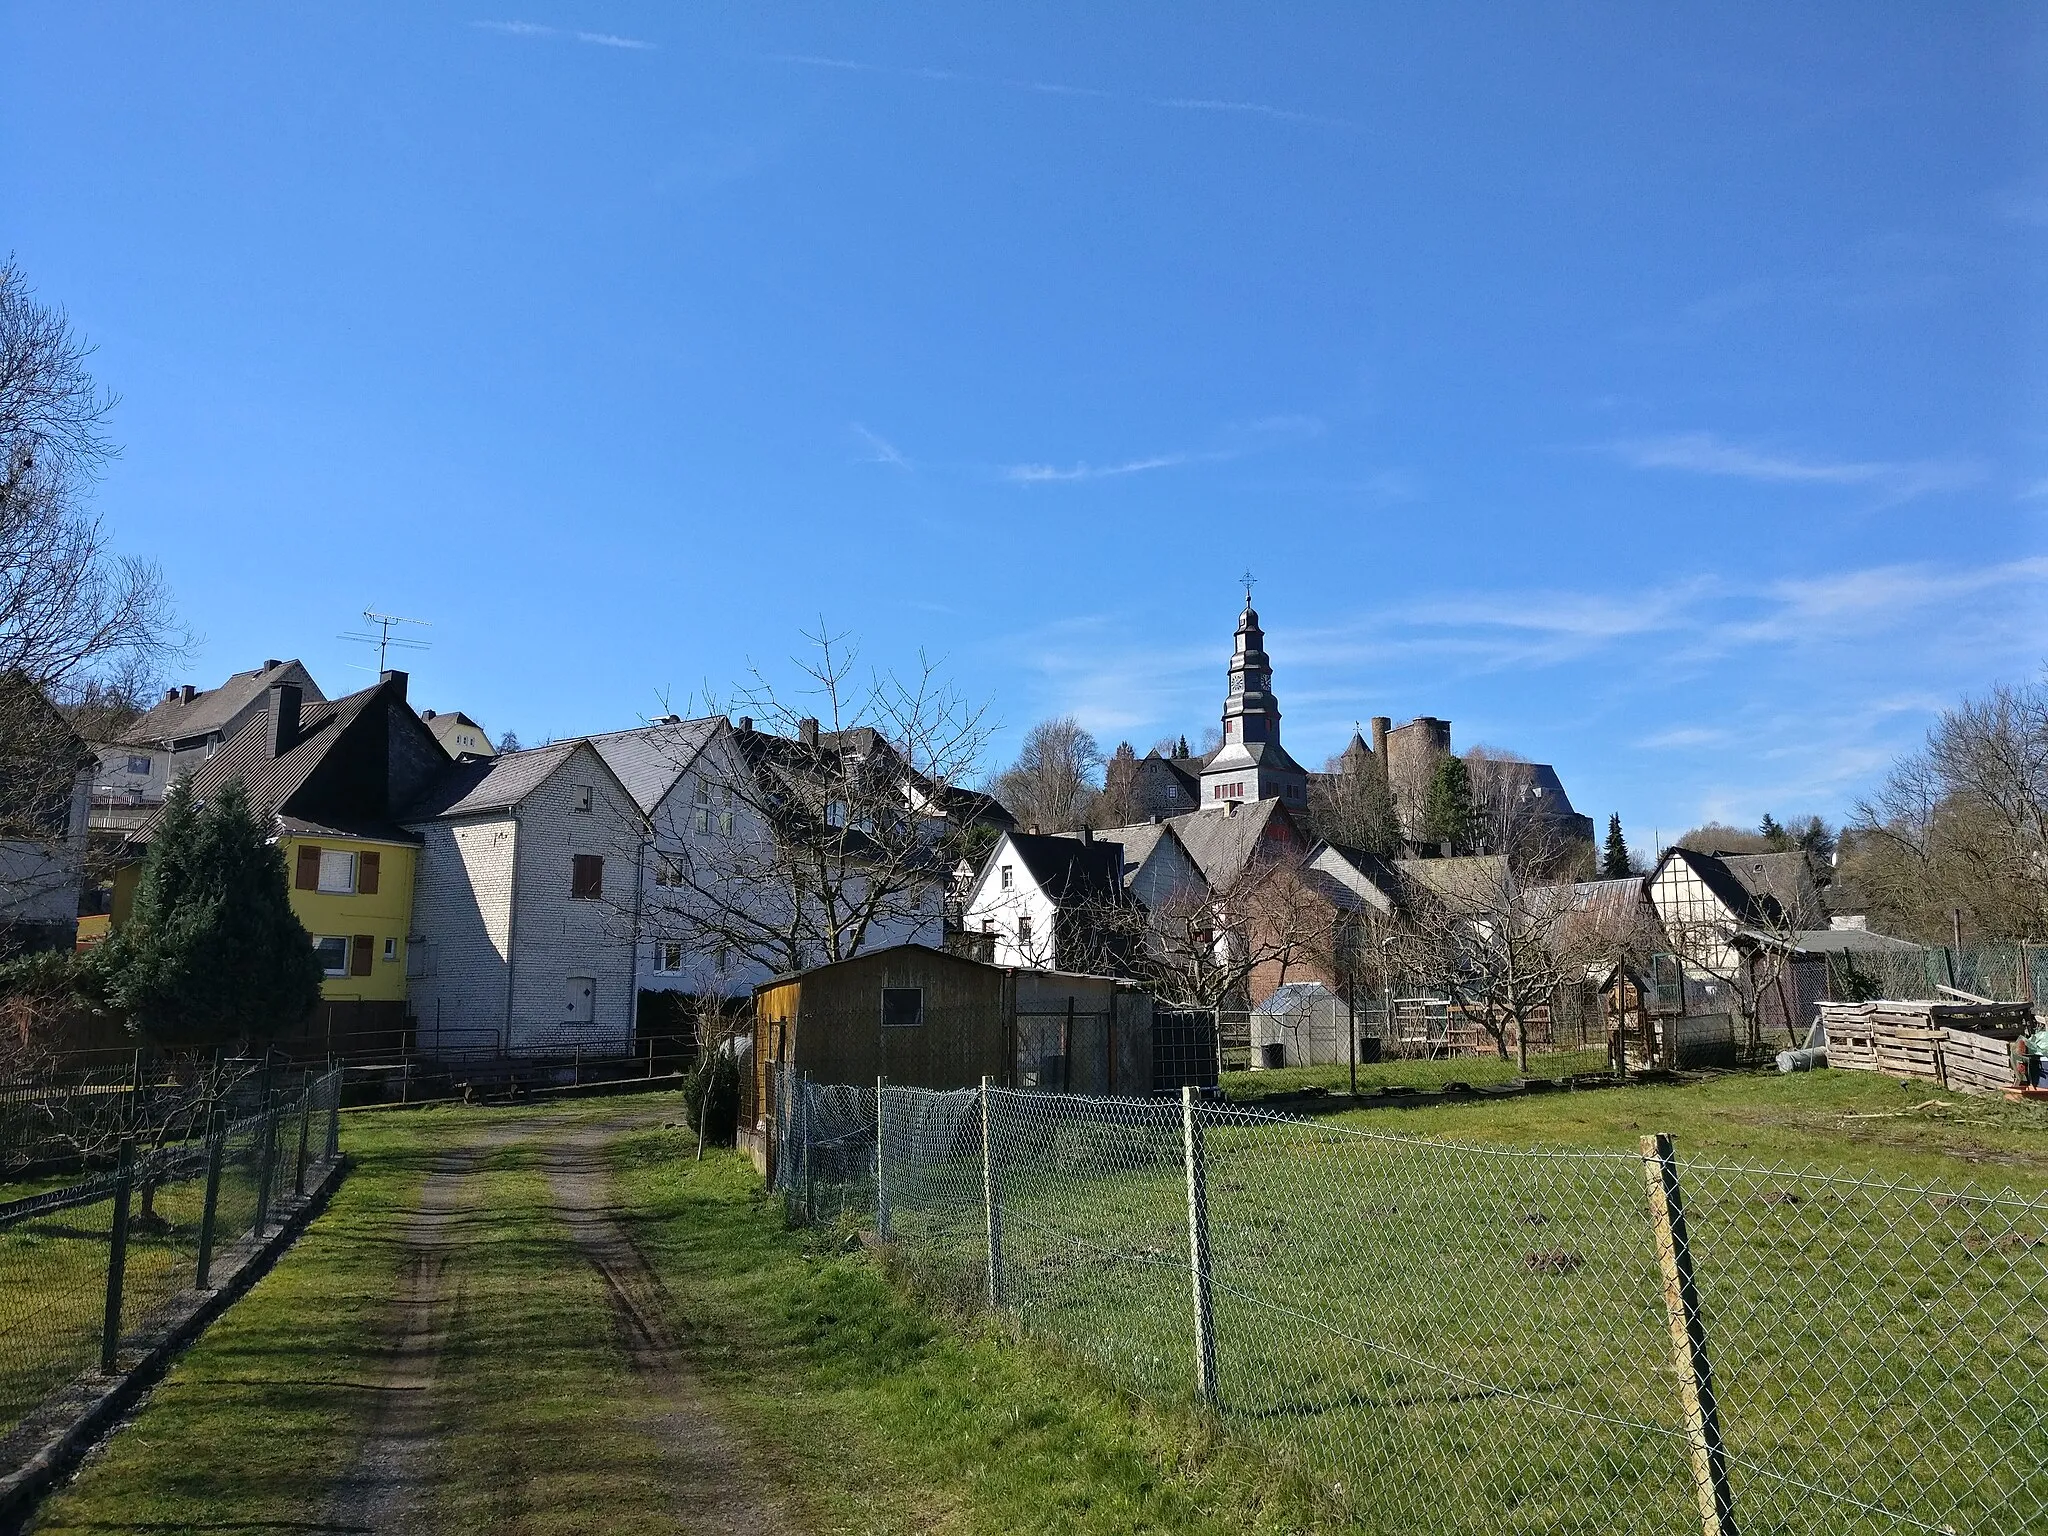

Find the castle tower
[[1199, 595, 1308, 808]]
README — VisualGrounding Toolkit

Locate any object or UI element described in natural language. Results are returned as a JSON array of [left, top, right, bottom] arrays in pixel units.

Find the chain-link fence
[[0, 1066, 343, 1442], [770, 1068, 2048, 1534]]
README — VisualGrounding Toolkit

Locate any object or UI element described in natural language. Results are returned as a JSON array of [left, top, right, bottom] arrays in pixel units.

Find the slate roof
[[1660, 846, 1817, 928], [401, 741, 583, 821], [584, 716, 724, 815], [1304, 841, 1402, 913], [120, 660, 324, 747], [1393, 853, 1512, 911], [1162, 799, 1298, 887], [1002, 832, 1125, 905], [139, 677, 422, 843]]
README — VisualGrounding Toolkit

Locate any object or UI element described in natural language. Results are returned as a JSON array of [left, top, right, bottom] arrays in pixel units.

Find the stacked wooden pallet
[[1816, 999, 2033, 1095]]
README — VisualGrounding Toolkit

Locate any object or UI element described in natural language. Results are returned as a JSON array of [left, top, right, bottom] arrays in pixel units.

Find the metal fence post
[[981, 1076, 1004, 1309], [293, 1074, 313, 1196], [254, 1092, 280, 1236], [326, 1065, 342, 1161], [1641, 1134, 1736, 1536], [874, 1075, 890, 1241], [194, 1108, 228, 1289], [1181, 1086, 1219, 1406], [100, 1138, 135, 1372], [799, 1074, 815, 1223]]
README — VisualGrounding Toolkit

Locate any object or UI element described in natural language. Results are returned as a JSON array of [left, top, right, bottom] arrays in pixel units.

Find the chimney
[[1371, 716, 1390, 760], [421, 709, 437, 720], [1149, 814, 1162, 825], [164, 687, 179, 704], [1078, 826, 1093, 844], [180, 685, 198, 704], [798, 717, 819, 748], [264, 659, 281, 671], [266, 682, 302, 758], [737, 716, 753, 733], [379, 669, 407, 701]]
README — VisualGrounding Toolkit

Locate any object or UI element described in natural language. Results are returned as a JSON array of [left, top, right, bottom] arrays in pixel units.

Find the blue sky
[[5, 3, 2044, 847]]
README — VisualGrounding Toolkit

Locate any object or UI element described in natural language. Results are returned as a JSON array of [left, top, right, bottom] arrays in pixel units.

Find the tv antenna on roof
[[340, 609, 431, 672]]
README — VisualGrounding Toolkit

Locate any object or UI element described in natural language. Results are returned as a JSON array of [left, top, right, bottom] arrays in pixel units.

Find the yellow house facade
[[285, 834, 417, 1003]]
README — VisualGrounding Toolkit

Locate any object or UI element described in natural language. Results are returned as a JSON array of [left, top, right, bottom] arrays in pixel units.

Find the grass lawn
[[21, 1077, 2048, 1535], [1223, 1047, 1612, 1101]]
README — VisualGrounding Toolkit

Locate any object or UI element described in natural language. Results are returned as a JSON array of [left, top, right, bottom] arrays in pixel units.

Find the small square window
[[571, 784, 593, 813], [656, 941, 684, 973], [655, 853, 684, 888], [126, 755, 151, 775], [881, 987, 922, 1028], [382, 937, 399, 962], [316, 850, 357, 894], [313, 936, 349, 976]]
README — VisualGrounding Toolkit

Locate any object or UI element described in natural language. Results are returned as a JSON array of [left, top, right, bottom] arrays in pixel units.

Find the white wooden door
[[565, 975, 595, 1025]]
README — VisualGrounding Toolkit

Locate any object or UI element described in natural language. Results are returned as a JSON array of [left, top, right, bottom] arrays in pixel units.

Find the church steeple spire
[[1222, 597, 1281, 748], [1199, 587, 1308, 808]]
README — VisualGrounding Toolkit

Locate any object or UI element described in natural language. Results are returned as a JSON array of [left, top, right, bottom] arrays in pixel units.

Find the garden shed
[[742, 943, 1153, 1173]]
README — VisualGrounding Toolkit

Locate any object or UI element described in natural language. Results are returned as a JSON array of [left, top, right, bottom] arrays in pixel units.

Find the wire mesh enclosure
[[770, 1066, 2048, 1534], [0, 1066, 344, 1444]]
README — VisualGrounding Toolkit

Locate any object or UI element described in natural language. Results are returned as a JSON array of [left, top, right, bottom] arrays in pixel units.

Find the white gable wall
[[963, 836, 1058, 969]]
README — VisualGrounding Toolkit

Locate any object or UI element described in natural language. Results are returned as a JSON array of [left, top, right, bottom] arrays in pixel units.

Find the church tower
[[1199, 590, 1308, 808]]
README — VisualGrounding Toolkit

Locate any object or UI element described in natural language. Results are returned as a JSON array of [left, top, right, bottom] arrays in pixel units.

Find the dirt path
[[543, 1112, 797, 1535], [319, 1119, 537, 1534], [322, 1105, 795, 1535]]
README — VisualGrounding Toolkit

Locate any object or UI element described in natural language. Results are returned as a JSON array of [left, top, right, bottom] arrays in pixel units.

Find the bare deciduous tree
[[991, 716, 1101, 833], [639, 623, 998, 981], [1848, 677, 2048, 944], [2, 258, 180, 949]]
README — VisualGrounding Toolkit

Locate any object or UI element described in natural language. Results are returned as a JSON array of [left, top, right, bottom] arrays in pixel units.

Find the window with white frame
[[313, 936, 349, 975], [655, 941, 684, 973], [1017, 914, 1033, 951], [692, 807, 709, 834], [317, 850, 357, 894], [654, 852, 684, 887], [1000, 864, 1013, 890], [126, 754, 151, 775], [382, 937, 399, 963]]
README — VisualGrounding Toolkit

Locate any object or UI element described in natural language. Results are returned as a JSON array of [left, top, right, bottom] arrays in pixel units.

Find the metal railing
[[771, 1066, 2048, 1535], [0, 1067, 343, 1444]]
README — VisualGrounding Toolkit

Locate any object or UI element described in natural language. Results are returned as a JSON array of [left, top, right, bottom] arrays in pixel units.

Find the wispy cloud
[[852, 424, 913, 472], [1610, 431, 1982, 503], [473, 20, 656, 50], [1004, 454, 1191, 484], [1000, 414, 1323, 487], [762, 52, 1357, 130]]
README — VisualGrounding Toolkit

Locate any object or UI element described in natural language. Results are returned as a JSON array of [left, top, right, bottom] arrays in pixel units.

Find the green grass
[[27, 1110, 469, 1533], [611, 1126, 1357, 1534], [1223, 1047, 1611, 1101], [805, 1070, 2048, 1535]]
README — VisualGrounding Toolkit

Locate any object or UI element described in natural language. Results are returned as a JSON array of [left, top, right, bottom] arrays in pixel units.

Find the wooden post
[[101, 1139, 135, 1372], [874, 1075, 890, 1241], [1181, 1087, 1219, 1406], [194, 1109, 228, 1288], [981, 1076, 1004, 1308], [1641, 1134, 1736, 1536]]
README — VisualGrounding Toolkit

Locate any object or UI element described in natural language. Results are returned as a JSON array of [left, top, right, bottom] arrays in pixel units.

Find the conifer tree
[[1600, 813, 1632, 879], [98, 776, 322, 1046], [1759, 812, 1789, 848], [1421, 754, 1480, 854], [1176, 734, 1190, 759]]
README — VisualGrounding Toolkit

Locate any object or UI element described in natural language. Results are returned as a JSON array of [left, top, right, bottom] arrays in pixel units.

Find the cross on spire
[[1240, 569, 1258, 606]]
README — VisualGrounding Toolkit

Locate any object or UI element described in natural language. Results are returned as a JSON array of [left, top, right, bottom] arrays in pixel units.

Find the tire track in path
[[319, 1118, 539, 1535], [543, 1111, 798, 1536]]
